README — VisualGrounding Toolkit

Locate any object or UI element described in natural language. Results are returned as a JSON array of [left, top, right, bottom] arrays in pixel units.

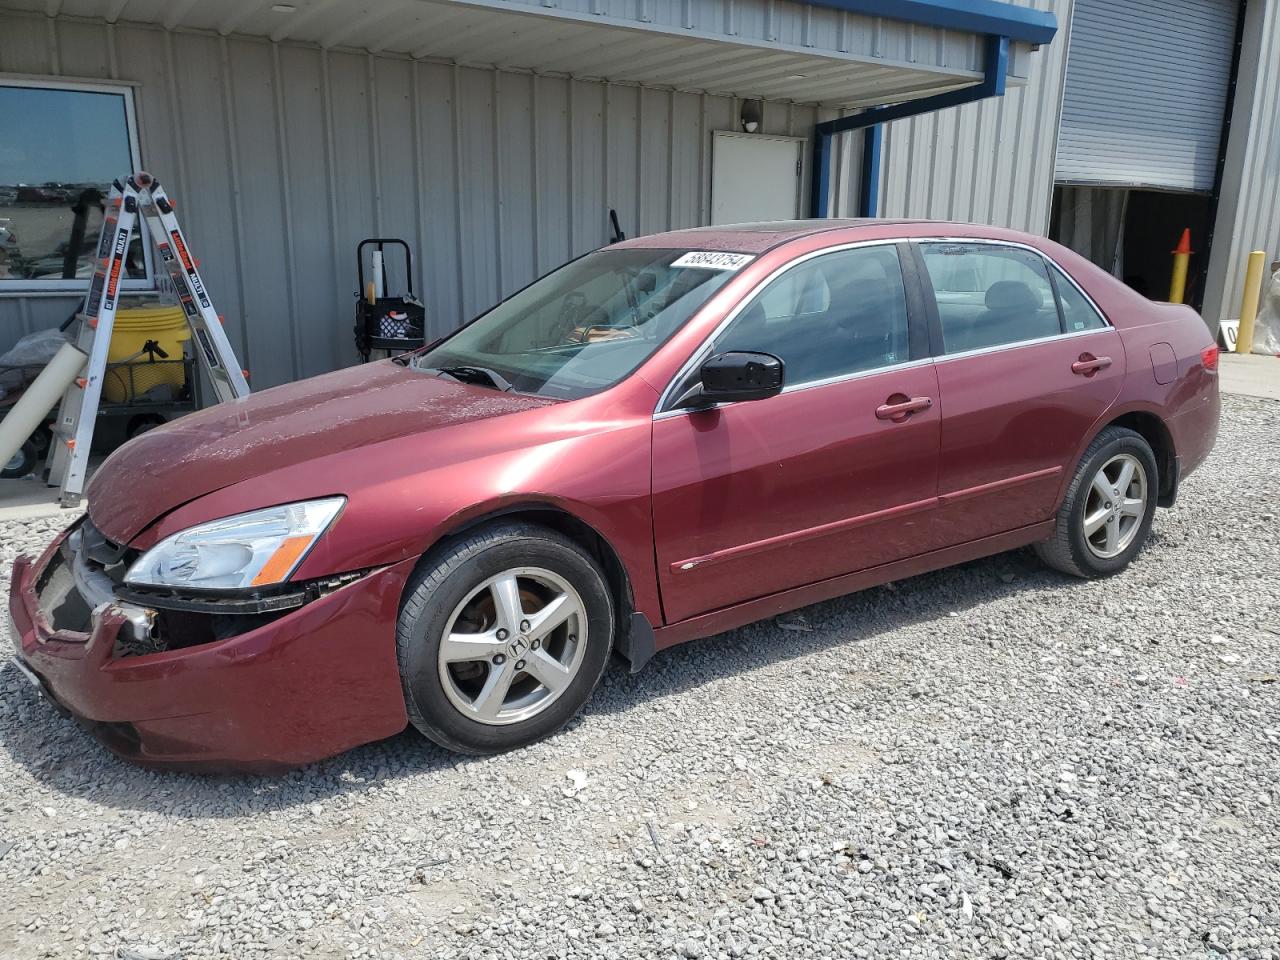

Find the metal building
[[873, 0, 1280, 328], [0, 0, 1275, 393]]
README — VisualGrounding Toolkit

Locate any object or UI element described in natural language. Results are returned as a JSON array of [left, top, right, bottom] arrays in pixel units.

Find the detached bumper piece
[[117, 567, 368, 617], [9, 524, 413, 771]]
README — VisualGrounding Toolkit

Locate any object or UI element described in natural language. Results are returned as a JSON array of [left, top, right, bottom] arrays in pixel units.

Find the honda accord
[[8, 220, 1220, 770]]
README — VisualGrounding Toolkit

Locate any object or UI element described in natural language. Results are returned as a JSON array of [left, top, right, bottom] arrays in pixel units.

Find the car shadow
[[584, 545, 1084, 714], [0, 546, 1097, 818]]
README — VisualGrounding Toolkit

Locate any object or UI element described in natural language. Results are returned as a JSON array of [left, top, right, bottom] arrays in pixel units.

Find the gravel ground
[[1, 393, 1277, 960]]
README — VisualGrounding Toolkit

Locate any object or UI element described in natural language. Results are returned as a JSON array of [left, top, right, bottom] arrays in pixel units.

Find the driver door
[[651, 243, 942, 624]]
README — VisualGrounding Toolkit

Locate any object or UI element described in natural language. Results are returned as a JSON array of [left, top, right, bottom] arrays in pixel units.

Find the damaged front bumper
[[9, 524, 412, 772]]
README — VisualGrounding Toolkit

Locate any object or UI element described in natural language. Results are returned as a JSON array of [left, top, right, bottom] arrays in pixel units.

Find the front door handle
[[876, 395, 933, 422], [1071, 353, 1112, 376]]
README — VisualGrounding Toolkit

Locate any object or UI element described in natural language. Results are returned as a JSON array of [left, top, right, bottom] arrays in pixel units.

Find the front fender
[[130, 417, 662, 626]]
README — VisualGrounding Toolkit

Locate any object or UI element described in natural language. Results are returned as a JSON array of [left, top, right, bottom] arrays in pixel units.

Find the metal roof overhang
[[805, 0, 1058, 46], [9, 0, 1054, 111]]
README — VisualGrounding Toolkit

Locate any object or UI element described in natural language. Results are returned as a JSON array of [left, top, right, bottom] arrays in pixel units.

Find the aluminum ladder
[[47, 171, 250, 507]]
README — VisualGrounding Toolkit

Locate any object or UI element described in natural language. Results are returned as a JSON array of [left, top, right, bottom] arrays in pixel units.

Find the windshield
[[413, 248, 749, 400]]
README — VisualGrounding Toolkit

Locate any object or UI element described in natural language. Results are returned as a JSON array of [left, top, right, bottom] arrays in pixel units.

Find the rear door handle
[[876, 395, 933, 421], [1071, 354, 1112, 376]]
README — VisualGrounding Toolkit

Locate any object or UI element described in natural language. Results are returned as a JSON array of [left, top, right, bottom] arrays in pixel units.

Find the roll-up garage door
[[1055, 0, 1239, 193]]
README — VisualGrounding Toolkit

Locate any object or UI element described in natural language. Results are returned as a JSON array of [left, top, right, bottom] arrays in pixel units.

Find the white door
[[710, 131, 804, 225]]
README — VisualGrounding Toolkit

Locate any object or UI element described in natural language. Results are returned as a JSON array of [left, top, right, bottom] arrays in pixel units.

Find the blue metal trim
[[820, 34, 1008, 137], [811, 34, 1010, 217], [803, 0, 1056, 46], [859, 121, 883, 217], [810, 133, 833, 222]]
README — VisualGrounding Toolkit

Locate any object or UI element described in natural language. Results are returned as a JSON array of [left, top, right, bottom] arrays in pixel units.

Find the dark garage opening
[[1049, 186, 1214, 308]]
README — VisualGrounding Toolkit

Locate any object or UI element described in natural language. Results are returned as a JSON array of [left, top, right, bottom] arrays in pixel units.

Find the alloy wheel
[[437, 567, 587, 726], [1082, 453, 1147, 560]]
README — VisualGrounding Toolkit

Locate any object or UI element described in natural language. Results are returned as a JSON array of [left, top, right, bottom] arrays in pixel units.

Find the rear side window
[[920, 243, 1060, 354], [1052, 266, 1109, 332], [711, 244, 910, 386]]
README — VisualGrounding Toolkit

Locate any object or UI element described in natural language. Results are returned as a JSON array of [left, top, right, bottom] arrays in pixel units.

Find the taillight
[[1200, 344, 1219, 371]]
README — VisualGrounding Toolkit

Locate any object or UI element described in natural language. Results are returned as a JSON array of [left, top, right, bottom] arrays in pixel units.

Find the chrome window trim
[[652, 355, 935, 422], [653, 237, 906, 415], [915, 236, 1114, 331], [931, 325, 1112, 365], [779, 355, 936, 393]]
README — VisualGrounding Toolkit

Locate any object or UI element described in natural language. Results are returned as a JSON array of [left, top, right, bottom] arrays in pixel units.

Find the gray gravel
[[2, 393, 1278, 960]]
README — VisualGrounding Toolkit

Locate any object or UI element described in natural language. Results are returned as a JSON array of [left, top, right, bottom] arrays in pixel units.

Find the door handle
[[875, 395, 933, 422], [1071, 354, 1112, 376]]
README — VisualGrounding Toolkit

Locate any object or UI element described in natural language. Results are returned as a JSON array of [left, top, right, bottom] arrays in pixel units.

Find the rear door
[[914, 241, 1125, 545], [651, 242, 942, 624]]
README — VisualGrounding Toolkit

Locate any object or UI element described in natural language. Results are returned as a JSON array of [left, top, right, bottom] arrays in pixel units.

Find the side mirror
[[676, 351, 783, 408]]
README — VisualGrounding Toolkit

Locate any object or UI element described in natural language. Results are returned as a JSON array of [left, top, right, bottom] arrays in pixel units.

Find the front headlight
[[125, 497, 346, 591]]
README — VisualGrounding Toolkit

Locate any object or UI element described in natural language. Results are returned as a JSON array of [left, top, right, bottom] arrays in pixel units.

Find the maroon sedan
[[9, 220, 1219, 769]]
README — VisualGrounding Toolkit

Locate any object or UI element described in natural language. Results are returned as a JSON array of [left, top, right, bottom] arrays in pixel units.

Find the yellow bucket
[[103, 305, 190, 402]]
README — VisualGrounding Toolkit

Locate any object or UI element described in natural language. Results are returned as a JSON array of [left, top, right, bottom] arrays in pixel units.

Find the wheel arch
[[409, 500, 657, 672], [1081, 405, 1178, 505]]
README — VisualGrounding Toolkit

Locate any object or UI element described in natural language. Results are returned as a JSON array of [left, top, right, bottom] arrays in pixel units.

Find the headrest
[[796, 269, 828, 313], [985, 280, 1041, 315]]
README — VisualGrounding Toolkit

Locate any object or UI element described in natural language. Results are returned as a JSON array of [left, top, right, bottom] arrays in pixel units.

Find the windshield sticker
[[671, 251, 754, 271]]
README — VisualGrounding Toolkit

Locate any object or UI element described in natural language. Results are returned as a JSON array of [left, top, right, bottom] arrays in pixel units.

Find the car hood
[[86, 360, 557, 543]]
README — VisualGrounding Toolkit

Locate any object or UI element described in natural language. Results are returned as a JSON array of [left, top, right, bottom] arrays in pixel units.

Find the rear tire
[[1035, 426, 1158, 579], [396, 521, 614, 754]]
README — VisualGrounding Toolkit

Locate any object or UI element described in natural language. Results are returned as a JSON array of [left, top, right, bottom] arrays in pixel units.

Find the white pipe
[[372, 249, 385, 299], [0, 341, 86, 472]]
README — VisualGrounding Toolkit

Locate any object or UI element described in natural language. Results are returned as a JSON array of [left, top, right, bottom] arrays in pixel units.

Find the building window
[[0, 77, 149, 292]]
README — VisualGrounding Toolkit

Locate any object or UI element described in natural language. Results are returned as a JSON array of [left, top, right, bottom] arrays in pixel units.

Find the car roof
[[614, 219, 1039, 254]]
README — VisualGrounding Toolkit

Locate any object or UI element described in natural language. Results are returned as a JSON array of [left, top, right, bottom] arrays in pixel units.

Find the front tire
[[1035, 426, 1159, 579], [397, 521, 614, 754]]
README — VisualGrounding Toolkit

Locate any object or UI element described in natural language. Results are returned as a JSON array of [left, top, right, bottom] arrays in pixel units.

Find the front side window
[[709, 244, 910, 386], [0, 80, 147, 289], [414, 248, 745, 400], [920, 243, 1059, 353]]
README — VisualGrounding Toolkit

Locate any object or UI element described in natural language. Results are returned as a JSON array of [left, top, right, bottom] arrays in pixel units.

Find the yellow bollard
[[1236, 250, 1267, 354], [1169, 228, 1192, 304]]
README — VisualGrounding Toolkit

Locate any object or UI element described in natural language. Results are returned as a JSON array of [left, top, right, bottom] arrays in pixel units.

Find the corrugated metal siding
[[0, 12, 821, 386], [1203, 0, 1280, 326], [874, 0, 1072, 234], [1055, 0, 1237, 193]]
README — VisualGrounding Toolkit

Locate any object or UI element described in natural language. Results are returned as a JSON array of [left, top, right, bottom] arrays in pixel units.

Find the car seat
[[954, 279, 1056, 352]]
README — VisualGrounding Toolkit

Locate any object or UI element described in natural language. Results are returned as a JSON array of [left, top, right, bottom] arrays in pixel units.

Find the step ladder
[[47, 171, 250, 507]]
